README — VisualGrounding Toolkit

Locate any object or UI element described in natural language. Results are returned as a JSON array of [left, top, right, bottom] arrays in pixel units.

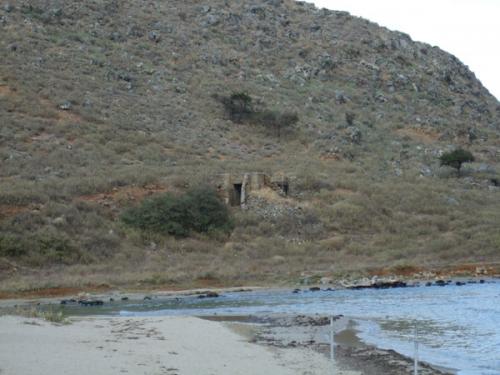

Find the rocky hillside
[[1, 0, 499, 290]]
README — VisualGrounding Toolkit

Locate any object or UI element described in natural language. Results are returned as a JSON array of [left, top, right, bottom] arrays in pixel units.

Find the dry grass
[[0, 0, 499, 292], [0, 305, 69, 325]]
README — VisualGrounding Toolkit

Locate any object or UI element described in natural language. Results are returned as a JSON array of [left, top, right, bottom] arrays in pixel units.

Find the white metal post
[[414, 324, 419, 375], [330, 315, 334, 361]]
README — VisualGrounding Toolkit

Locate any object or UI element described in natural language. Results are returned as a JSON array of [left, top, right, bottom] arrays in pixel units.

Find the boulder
[[347, 126, 362, 144], [148, 31, 161, 43], [201, 14, 220, 27], [59, 101, 72, 110], [435, 280, 447, 286], [335, 90, 348, 104]]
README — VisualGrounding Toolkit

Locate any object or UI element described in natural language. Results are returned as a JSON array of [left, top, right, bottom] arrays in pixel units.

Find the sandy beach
[[0, 315, 359, 375]]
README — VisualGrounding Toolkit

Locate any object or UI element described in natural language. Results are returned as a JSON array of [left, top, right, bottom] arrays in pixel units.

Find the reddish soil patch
[[370, 265, 424, 277], [0, 284, 111, 300], [396, 127, 441, 144], [442, 263, 498, 276], [0, 85, 16, 97], [370, 262, 500, 279], [320, 153, 342, 161], [77, 184, 169, 211], [56, 108, 83, 124], [0, 205, 30, 219], [29, 132, 54, 143], [332, 188, 358, 197]]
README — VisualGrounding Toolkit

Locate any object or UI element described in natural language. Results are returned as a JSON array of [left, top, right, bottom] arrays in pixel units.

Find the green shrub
[[0, 234, 28, 257], [252, 110, 299, 138], [121, 187, 233, 237], [439, 148, 474, 176], [220, 92, 253, 123], [218, 92, 299, 137], [0, 231, 80, 265]]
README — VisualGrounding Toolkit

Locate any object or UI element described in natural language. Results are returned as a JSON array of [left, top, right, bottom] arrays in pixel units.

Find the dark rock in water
[[479, 279, 485, 284], [425, 282, 432, 287], [455, 281, 466, 286], [309, 287, 321, 292], [287, 340, 298, 347], [60, 299, 77, 305], [435, 280, 447, 286], [292, 288, 301, 294], [143, 296, 152, 300], [79, 300, 104, 306], [325, 287, 334, 291], [293, 315, 329, 326], [372, 281, 407, 289], [109, 298, 114, 302], [121, 296, 129, 301], [198, 291, 219, 299], [350, 280, 407, 290]]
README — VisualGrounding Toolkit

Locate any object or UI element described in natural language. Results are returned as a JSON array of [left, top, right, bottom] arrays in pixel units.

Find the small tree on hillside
[[439, 148, 474, 177], [217, 92, 299, 139], [221, 92, 253, 123], [255, 110, 299, 139]]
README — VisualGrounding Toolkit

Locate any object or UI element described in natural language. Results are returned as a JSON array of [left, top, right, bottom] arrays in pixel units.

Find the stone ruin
[[217, 172, 289, 207]]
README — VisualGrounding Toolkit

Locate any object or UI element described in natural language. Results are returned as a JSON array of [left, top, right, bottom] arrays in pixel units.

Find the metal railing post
[[330, 315, 335, 361], [414, 324, 419, 375]]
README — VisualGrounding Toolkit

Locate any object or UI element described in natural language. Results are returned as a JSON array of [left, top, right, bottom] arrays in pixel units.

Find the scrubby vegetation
[[2, 305, 69, 324], [0, 0, 499, 291], [0, 231, 80, 265], [121, 188, 233, 237], [440, 149, 475, 177], [220, 92, 254, 123], [219, 92, 299, 138]]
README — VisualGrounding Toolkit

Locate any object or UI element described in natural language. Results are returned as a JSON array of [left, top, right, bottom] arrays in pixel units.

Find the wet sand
[[226, 314, 455, 375]]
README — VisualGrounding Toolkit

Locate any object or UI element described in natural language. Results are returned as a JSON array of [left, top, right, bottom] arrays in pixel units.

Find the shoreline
[[219, 315, 455, 375], [0, 275, 497, 308], [1, 262, 499, 300]]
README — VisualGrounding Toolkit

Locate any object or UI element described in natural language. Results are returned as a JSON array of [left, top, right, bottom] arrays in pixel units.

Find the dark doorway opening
[[276, 182, 289, 196], [232, 183, 242, 206]]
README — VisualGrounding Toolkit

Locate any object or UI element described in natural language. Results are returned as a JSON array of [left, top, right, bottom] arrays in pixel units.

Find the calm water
[[62, 281, 500, 375]]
